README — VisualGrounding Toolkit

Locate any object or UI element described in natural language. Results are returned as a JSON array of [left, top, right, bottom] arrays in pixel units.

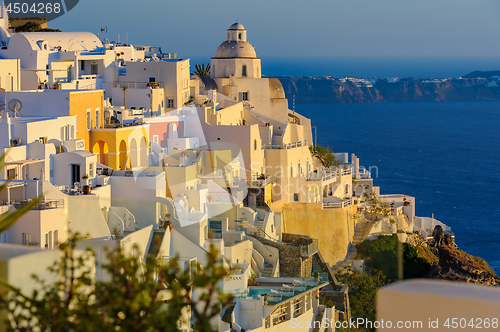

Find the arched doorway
[[140, 137, 148, 166], [130, 138, 138, 168], [119, 140, 128, 170], [92, 140, 109, 165]]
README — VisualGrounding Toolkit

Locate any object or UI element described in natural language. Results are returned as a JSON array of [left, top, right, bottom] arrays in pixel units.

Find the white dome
[[229, 22, 245, 30], [215, 40, 256, 58]]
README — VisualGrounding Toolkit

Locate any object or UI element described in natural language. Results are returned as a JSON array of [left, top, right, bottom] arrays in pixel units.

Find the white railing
[[323, 197, 352, 209], [246, 175, 274, 187], [307, 172, 336, 181], [263, 140, 307, 150]]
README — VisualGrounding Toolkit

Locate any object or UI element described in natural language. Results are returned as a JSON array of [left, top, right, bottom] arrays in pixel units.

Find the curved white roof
[[229, 22, 245, 30], [10, 32, 102, 52], [215, 40, 256, 58]]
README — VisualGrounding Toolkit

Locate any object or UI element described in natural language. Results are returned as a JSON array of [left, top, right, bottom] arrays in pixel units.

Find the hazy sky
[[51, 0, 500, 59]]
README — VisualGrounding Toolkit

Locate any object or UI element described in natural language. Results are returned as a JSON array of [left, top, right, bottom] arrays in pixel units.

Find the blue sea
[[295, 101, 500, 273]]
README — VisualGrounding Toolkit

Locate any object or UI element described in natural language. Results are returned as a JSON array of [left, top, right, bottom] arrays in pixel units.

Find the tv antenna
[[8, 99, 22, 118], [100, 26, 107, 42]]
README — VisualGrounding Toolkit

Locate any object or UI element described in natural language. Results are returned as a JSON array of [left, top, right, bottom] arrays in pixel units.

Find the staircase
[[261, 261, 274, 277], [311, 255, 334, 291], [146, 231, 164, 263], [312, 307, 326, 332], [222, 303, 236, 324], [334, 221, 372, 272], [255, 219, 264, 229]]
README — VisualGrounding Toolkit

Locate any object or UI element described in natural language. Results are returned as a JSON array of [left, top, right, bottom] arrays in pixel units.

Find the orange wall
[[69, 90, 104, 151]]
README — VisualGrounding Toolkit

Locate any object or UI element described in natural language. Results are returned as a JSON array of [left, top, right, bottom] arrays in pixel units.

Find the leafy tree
[[356, 234, 431, 280], [122, 86, 128, 108], [0, 233, 233, 331], [193, 63, 211, 76], [309, 144, 341, 169], [15, 22, 61, 32], [336, 269, 390, 332]]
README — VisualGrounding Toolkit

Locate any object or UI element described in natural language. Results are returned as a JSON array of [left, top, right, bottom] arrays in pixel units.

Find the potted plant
[[82, 174, 91, 194], [207, 195, 212, 202]]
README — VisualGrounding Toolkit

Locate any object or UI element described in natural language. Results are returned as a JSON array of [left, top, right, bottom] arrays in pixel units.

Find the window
[[238, 33, 242, 40], [86, 109, 91, 130], [80, 61, 85, 71], [167, 99, 174, 108], [71, 125, 75, 139], [148, 76, 156, 83], [294, 193, 299, 202], [209, 220, 223, 239], [153, 135, 159, 145], [290, 166, 294, 177], [91, 64, 98, 75], [242, 65, 247, 77], [254, 139, 257, 150], [89, 163, 94, 177], [22, 233, 31, 244], [7, 168, 16, 180], [95, 107, 100, 128], [242, 91, 248, 101]]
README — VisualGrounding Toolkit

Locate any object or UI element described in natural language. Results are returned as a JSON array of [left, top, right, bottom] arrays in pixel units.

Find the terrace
[[0, 199, 64, 210], [323, 197, 352, 209], [262, 140, 308, 150]]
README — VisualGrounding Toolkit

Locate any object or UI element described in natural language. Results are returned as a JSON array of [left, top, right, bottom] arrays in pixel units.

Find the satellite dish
[[8, 99, 22, 118]]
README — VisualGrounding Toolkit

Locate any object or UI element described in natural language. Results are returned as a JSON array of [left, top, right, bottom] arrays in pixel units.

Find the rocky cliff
[[276, 76, 500, 104], [407, 226, 499, 286]]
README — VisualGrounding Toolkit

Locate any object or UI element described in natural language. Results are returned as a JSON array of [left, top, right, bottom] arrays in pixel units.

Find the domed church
[[211, 23, 260, 79], [210, 22, 310, 133]]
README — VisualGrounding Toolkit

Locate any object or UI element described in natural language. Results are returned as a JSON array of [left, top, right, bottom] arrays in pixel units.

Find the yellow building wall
[[282, 203, 357, 267], [90, 124, 150, 170], [69, 90, 104, 151]]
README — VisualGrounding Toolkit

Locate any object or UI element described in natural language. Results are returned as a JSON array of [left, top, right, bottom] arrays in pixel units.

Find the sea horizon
[[188, 55, 500, 79]]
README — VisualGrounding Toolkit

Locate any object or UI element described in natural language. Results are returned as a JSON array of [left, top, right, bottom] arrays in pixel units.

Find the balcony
[[262, 140, 308, 150], [323, 197, 352, 209], [113, 82, 163, 89], [246, 175, 275, 187], [307, 170, 337, 182], [0, 199, 64, 210]]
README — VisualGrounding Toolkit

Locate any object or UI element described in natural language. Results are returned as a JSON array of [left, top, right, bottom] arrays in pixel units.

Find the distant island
[[275, 71, 500, 104]]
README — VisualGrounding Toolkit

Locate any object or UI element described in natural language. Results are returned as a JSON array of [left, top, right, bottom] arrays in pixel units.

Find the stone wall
[[248, 234, 313, 278]]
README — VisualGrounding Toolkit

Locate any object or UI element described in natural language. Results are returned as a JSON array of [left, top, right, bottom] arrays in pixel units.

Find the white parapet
[[377, 279, 500, 331]]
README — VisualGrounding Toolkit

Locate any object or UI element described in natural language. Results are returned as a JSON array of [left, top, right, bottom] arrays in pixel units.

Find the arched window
[[254, 139, 257, 150], [238, 33, 242, 40]]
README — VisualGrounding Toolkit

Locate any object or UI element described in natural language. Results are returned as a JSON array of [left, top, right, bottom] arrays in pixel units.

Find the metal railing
[[0, 199, 64, 210], [301, 240, 319, 257]]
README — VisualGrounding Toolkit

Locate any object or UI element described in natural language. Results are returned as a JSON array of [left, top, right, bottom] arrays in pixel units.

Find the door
[[71, 164, 81, 186], [91, 64, 98, 75]]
